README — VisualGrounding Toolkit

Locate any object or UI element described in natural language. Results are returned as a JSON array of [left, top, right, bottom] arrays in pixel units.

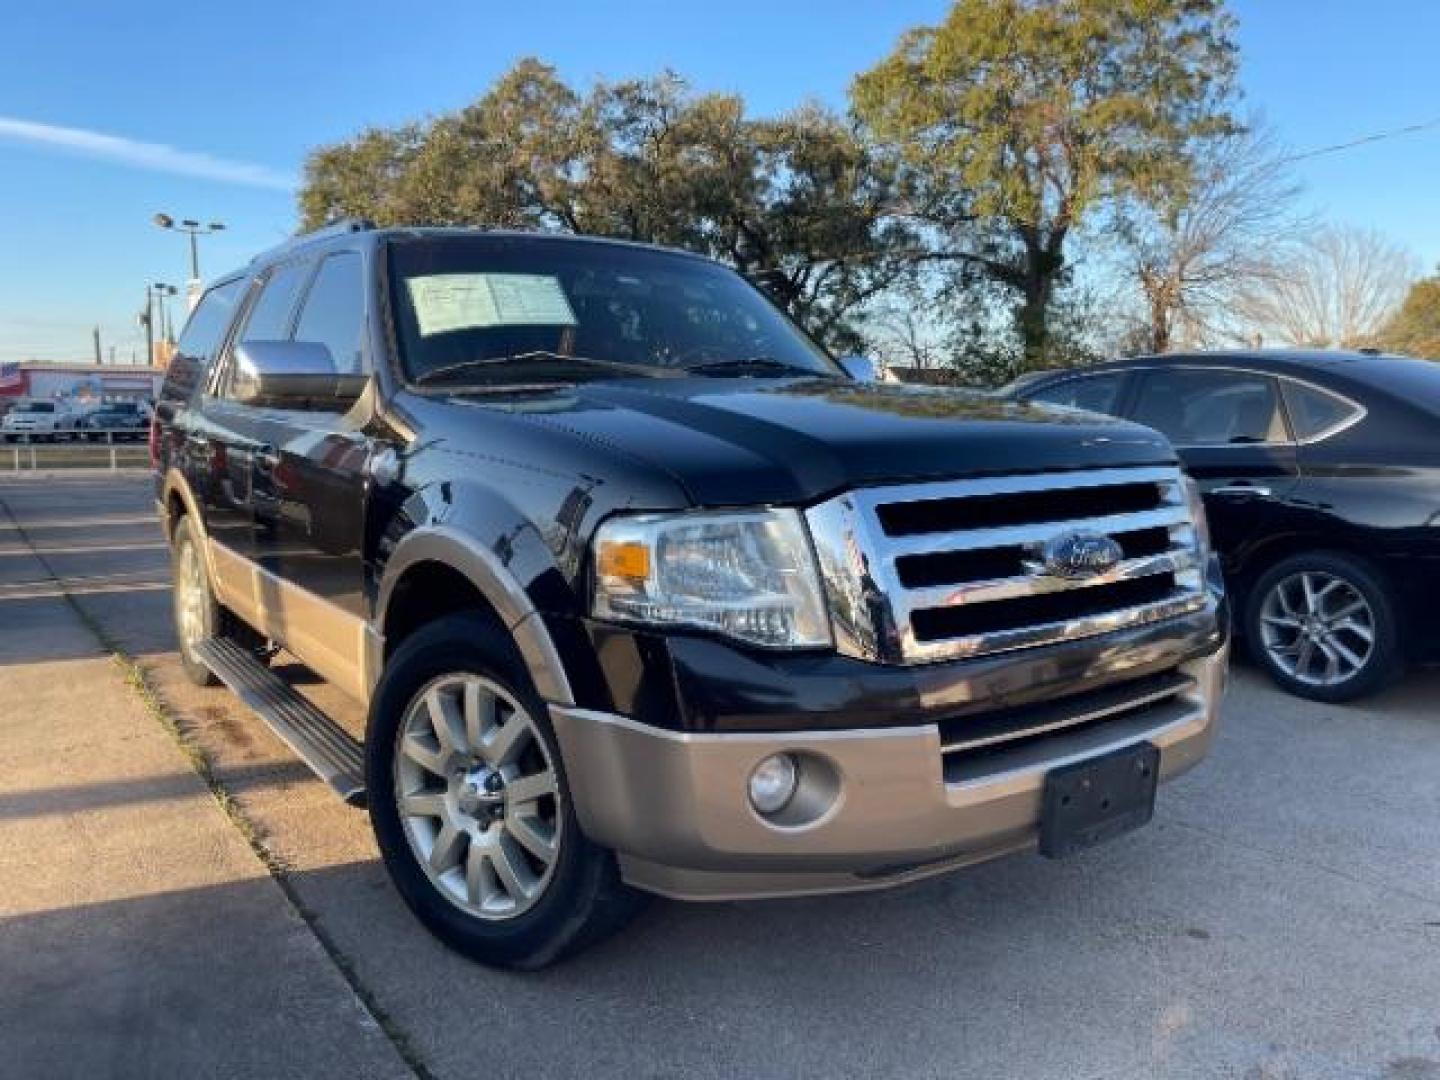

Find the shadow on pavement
[[0, 861, 407, 1080], [0, 759, 316, 822]]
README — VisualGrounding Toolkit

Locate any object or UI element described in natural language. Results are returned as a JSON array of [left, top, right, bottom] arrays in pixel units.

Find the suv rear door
[[1128, 365, 1301, 574]]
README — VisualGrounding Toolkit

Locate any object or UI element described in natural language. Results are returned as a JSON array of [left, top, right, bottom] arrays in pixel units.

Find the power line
[[1280, 114, 1440, 164]]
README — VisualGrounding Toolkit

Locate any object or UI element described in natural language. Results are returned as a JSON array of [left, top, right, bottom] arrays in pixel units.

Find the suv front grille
[[805, 466, 1208, 665]]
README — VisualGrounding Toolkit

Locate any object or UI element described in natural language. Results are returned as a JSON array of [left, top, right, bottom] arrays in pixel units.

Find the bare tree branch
[[1233, 224, 1421, 349]]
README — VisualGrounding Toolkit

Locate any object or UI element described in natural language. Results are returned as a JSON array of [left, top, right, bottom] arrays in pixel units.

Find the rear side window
[[1132, 369, 1289, 446], [293, 252, 365, 375], [1281, 380, 1362, 440], [241, 261, 311, 342], [162, 278, 244, 402], [1028, 373, 1125, 416]]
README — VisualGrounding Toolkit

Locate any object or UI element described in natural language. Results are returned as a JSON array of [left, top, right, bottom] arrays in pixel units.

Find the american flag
[[0, 363, 24, 392]]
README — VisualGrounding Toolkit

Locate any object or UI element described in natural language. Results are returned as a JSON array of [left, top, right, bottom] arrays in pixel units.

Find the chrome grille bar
[[881, 506, 1190, 559], [902, 548, 1198, 611], [805, 465, 1208, 666]]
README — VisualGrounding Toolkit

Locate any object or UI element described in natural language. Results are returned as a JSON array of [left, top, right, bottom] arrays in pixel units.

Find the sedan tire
[[1246, 551, 1401, 703]]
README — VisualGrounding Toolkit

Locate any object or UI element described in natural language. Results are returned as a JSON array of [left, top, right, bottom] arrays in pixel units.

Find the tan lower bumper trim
[[551, 647, 1226, 901]]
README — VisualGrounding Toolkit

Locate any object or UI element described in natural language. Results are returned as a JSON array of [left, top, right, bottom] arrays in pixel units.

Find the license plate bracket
[[1039, 742, 1160, 859]]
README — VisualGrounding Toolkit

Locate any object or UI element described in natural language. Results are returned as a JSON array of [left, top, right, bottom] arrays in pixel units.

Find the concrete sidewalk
[[0, 495, 412, 1078]]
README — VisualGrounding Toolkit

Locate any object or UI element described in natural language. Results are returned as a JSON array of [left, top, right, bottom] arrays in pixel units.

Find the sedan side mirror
[[231, 341, 367, 410], [838, 356, 895, 384]]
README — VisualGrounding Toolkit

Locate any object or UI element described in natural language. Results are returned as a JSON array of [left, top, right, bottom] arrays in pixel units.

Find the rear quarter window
[[1281, 381, 1363, 440]]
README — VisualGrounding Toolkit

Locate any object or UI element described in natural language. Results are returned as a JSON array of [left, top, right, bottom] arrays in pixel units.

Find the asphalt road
[[4, 474, 1439, 1080]]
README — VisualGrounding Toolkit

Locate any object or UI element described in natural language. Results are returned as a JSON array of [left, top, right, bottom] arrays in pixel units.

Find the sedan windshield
[[17, 402, 55, 414], [387, 235, 840, 385]]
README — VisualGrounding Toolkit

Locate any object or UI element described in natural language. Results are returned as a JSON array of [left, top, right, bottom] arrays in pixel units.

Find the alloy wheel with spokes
[[394, 673, 562, 921], [175, 538, 209, 657], [1258, 570, 1376, 689], [170, 517, 220, 686]]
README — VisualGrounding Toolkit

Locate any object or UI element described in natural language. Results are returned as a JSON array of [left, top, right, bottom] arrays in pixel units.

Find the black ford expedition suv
[[153, 221, 1228, 968]]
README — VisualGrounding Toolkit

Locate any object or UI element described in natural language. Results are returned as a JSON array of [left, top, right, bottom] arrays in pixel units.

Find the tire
[[1245, 551, 1401, 702], [366, 612, 643, 969], [171, 516, 221, 686], [170, 516, 271, 685]]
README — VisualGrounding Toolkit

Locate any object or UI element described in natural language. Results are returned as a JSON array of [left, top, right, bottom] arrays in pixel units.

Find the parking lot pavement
[[0, 478, 411, 1079], [4, 474, 1440, 1080]]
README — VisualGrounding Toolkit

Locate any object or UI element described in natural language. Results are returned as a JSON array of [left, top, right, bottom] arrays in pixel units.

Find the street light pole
[[152, 213, 225, 309]]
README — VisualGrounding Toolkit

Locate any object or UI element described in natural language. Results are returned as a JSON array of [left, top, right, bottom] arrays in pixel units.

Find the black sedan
[[1006, 350, 1440, 701], [81, 401, 150, 441]]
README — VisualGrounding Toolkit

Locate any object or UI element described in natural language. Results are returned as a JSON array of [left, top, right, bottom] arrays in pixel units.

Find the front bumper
[[551, 644, 1227, 901]]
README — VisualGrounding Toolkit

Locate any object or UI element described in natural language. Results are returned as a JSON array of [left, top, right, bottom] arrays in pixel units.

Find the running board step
[[193, 637, 366, 807]]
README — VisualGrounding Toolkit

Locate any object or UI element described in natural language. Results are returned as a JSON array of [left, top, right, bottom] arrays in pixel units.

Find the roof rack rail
[[249, 217, 377, 265]]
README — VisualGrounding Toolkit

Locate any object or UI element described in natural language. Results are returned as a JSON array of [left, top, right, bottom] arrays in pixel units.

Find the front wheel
[[366, 613, 643, 969], [1246, 551, 1401, 702]]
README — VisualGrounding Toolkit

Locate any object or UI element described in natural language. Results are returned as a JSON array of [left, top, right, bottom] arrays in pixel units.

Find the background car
[[0, 399, 80, 442], [1006, 350, 1440, 702], [81, 400, 150, 441]]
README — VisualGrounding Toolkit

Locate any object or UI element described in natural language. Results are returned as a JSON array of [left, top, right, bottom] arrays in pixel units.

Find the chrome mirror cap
[[231, 340, 366, 409]]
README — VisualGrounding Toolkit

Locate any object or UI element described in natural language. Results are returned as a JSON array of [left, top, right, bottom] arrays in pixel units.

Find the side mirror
[[838, 356, 895, 384], [231, 341, 367, 409]]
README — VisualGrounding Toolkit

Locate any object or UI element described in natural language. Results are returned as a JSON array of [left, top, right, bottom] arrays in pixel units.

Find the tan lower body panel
[[208, 540, 372, 703], [551, 646, 1227, 902]]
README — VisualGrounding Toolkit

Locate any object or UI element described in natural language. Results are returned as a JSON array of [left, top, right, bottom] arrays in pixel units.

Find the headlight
[[591, 508, 832, 649], [1181, 474, 1212, 557]]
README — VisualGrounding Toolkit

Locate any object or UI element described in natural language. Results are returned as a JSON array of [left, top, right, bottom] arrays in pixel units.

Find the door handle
[[1211, 484, 1272, 499]]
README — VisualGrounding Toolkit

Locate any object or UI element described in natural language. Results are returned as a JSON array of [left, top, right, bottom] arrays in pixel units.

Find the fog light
[[748, 753, 799, 816]]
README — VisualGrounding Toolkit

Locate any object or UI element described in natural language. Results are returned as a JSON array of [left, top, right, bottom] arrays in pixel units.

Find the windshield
[[16, 402, 55, 414], [387, 235, 840, 384]]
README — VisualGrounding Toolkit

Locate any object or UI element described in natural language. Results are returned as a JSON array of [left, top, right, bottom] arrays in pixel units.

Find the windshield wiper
[[682, 356, 827, 378], [413, 351, 660, 385]]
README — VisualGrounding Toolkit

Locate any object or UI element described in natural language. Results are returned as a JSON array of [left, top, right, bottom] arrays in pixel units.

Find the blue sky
[[2, 0, 1437, 361]]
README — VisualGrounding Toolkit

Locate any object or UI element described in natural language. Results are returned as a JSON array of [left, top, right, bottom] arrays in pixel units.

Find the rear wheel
[[366, 613, 643, 969], [170, 516, 271, 685], [171, 516, 220, 686], [1246, 551, 1401, 702]]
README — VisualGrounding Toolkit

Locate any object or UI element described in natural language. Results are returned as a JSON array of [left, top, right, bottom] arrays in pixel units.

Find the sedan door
[[1128, 366, 1300, 574]]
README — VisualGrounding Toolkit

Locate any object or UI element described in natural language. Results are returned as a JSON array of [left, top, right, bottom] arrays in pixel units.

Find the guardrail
[[2, 429, 150, 472]]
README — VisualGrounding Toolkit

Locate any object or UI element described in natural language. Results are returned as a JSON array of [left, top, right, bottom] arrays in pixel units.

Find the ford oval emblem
[[1036, 531, 1123, 580]]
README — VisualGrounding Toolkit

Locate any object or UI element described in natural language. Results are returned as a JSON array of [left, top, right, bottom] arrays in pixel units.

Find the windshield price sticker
[[407, 274, 578, 337]]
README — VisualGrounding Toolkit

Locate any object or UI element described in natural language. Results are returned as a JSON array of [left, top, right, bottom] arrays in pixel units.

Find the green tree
[[852, 0, 1239, 368], [299, 60, 915, 349], [1377, 271, 1440, 360]]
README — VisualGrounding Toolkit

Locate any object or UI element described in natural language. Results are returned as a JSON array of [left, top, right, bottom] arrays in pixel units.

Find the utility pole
[[140, 294, 154, 368], [93, 326, 102, 366]]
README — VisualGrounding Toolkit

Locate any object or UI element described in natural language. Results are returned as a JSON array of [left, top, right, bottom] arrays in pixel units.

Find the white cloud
[[0, 116, 296, 191]]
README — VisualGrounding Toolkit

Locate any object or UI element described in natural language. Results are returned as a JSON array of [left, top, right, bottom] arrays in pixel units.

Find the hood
[[446, 376, 1176, 506]]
